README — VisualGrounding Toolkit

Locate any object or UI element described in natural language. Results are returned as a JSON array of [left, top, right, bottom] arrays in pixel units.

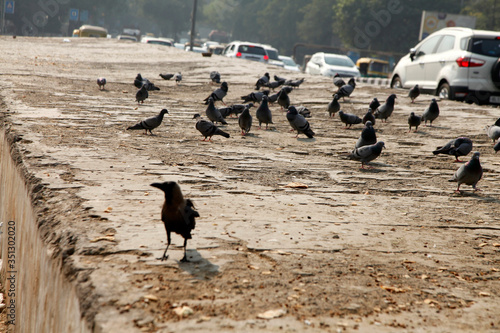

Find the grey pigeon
[[327, 94, 341, 118], [210, 71, 221, 84], [407, 112, 422, 132], [274, 75, 286, 82], [285, 78, 305, 88], [97, 77, 106, 90], [265, 79, 285, 90], [494, 139, 500, 153], [337, 77, 356, 101], [408, 84, 420, 103], [218, 106, 233, 118], [449, 151, 482, 192], [296, 106, 311, 118], [362, 108, 376, 125], [277, 87, 291, 109], [127, 109, 169, 135], [369, 98, 380, 111], [349, 141, 385, 169], [229, 103, 254, 117], [238, 105, 253, 136], [159, 73, 174, 80], [174, 72, 182, 84], [256, 72, 270, 90], [422, 98, 439, 126], [433, 137, 473, 162], [205, 97, 227, 125], [338, 110, 362, 129], [256, 95, 273, 129], [286, 106, 315, 138], [193, 114, 230, 141], [204, 81, 228, 105], [333, 73, 345, 89], [485, 120, 500, 142], [374, 94, 397, 122], [135, 85, 148, 104], [241, 90, 269, 103], [355, 121, 376, 148], [134, 73, 160, 91], [269, 87, 293, 104]]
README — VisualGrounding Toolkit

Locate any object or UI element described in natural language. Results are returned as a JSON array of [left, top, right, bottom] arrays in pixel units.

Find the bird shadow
[[297, 137, 316, 142], [451, 191, 500, 203], [177, 250, 220, 280], [243, 133, 259, 138]]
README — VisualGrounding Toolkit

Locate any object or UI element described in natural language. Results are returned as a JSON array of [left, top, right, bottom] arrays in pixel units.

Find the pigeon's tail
[[152, 86, 160, 91], [220, 119, 228, 125], [216, 128, 230, 138], [495, 118, 500, 127], [304, 129, 315, 138], [127, 124, 143, 130], [433, 146, 446, 155]]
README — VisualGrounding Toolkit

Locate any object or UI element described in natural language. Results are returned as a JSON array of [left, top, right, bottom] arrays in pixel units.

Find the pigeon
[[333, 74, 345, 89], [449, 152, 482, 192], [277, 87, 291, 109], [349, 141, 385, 169], [327, 94, 341, 117], [374, 94, 397, 122], [150, 181, 199, 262], [422, 98, 439, 126], [494, 139, 500, 153], [134, 73, 160, 91], [135, 85, 148, 104], [355, 120, 376, 148], [269, 87, 292, 104], [174, 72, 182, 84], [285, 78, 305, 88], [286, 106, 315, 138], [362, 108, 376, 125], [433, 137, 473, 162], [337, 77, 356, 101], [296, 106, 311, 118], [159, 73, 174, 80], [204, 81, 228, 105], [274, 75, 287, 82], [264, 79, 285, 90], [97, 77, 106, 90], [218, 106, 233, 118], [368, 97, 380, 111], [255, 72, 270, 90], [338, 110, 362, 129], [407, 112, 422, 132], [408, 84, 420, 103], [256, 95, 273, 129], [210, 71, 221, 84], [228, 103, 254, 117], [238, 105, 253, 136], [127, 109, 169, 135], [205, 97, 227, 125], [193, 114, 230, 141], [485, 119, 500, 142], [241, 90, 269, 103]]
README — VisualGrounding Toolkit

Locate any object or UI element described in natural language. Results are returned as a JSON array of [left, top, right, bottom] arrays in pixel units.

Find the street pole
[[189, 0, 197, 52], [1, 0, 6, 34]]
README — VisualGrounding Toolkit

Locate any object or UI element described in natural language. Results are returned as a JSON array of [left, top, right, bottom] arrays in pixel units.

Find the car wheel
[[391, 76, 402, 89], [491, 59, 500, 89], [438, 83, 451, 100]]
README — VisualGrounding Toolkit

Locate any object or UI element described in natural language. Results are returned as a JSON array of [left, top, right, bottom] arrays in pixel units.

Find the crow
[[150, 181, 200, 262]]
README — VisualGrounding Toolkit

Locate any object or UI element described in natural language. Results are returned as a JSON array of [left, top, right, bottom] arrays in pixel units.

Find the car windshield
[[281, 58, 297, 66], [470, 38, 500, 57], [238, 45, 266, 55], [324, 55, 354, 67], [265, 49, 280, 60]]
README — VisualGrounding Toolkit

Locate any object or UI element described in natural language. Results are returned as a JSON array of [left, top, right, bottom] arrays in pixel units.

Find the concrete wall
[[0, 130, 91, 333]]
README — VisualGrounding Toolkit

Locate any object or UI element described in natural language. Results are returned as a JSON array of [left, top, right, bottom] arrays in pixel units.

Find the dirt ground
[[1, 37, 500, 332]]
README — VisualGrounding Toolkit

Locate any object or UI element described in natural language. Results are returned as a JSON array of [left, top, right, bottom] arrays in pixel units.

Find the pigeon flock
[[92, 66, 500, 263]]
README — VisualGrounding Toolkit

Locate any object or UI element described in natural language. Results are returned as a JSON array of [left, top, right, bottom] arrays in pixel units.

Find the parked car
[[117, 35, 137, 42], [279, 55, 301, 72], [141, 37, 174, 47], [356, 58, 389, 78], [222, 41, 269, 63], [72, 25, 107, 38], [305, 52, 360, 77], [262, 45, 285, 67], [390, 27, 500, 105]]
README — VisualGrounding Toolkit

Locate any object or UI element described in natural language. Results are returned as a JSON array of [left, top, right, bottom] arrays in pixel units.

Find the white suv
[[222, 41, 269, 63], [390, 27, 500, 105], [305, 52, 360, 78]]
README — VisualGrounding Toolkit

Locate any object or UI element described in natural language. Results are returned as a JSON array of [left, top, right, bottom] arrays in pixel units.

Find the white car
[[279, 55, 301, 72], [305, 52, 360, 77], [390, 27, 500, 105], [261, 45, 285, 67], [222, 41, 269, 63], [140, 37, 174, 47]]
